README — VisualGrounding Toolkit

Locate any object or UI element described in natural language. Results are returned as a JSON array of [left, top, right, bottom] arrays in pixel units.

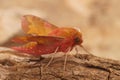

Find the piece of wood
[[0, 48, 120, 80]]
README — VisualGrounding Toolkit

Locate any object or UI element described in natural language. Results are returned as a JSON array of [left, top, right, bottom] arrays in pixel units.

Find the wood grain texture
[[0, 49, 120, 80]]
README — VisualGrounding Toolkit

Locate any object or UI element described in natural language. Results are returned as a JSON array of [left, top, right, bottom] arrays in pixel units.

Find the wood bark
[[0, 50, 120, 80]]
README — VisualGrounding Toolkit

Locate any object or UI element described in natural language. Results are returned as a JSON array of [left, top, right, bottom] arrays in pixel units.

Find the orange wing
[[12, 15, 64, 55], [12, 36, 63, 55], [22, 15, 58, 36]]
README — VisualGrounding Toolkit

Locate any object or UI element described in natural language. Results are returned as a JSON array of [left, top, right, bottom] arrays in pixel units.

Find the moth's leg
[[45, 47, 59, 68], [63, 47, 71, 71]]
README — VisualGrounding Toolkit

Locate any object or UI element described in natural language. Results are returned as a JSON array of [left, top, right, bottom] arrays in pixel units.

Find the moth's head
[[52, 27, 83, 45], [73, 28, 83, 45]]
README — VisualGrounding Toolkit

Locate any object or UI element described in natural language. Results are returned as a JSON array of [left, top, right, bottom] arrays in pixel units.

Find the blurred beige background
[[0, 0, 120, 60]]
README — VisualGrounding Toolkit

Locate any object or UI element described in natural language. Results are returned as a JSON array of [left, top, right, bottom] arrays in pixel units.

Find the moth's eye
[[74, 37, 80, 43]]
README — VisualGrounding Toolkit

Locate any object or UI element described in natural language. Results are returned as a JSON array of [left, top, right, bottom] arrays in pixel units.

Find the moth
[[12, 15, 83, 56]]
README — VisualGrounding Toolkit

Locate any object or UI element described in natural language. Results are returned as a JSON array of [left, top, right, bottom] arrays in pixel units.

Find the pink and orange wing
[[12, 42, 38, 55], [12, 36, 63, 55], [22, 15, 58, 36], [11, 15, 64, 55]]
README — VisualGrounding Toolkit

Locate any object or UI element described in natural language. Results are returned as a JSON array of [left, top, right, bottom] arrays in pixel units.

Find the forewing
[[22, 15, 58, 36], [12, 36, 64, 55], [12, 42, 38, 55]]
